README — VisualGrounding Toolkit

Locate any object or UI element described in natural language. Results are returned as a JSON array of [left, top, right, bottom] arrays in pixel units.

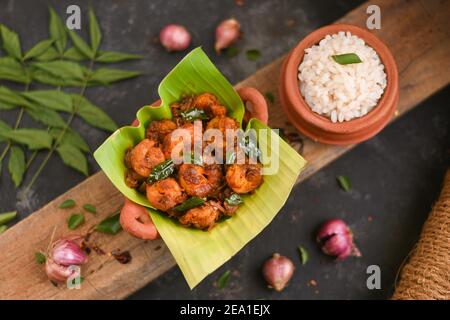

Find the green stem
[[23, 61, 94, 194], [0, 82, 30, 164]]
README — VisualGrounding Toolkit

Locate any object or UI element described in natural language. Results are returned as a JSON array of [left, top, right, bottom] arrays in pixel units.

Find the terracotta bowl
[[279, 24, 399, 145]]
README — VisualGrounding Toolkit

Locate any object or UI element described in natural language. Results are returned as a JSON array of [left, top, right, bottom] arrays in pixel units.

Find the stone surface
[[0, 0, 448, 299]]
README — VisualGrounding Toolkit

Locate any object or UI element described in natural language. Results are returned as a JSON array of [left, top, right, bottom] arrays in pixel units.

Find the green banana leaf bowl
[[94, 48, 306, 289]]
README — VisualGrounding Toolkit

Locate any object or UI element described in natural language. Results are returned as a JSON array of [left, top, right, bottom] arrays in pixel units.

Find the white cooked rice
[[298, 31, 387, 123]]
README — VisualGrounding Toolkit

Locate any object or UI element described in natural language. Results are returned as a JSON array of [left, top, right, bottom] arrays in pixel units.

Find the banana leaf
[[94, 48, 306, 288]]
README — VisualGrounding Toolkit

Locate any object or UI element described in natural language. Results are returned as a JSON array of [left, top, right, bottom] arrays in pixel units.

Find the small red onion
[[44, 237, 87, 283], [51, 238, 87, 266], [262, 253, 295, 292], [159, 24, 191, 52], [45, 258, 79, 283], [215, 18, 241, 53], [316, 219, 361, 260]]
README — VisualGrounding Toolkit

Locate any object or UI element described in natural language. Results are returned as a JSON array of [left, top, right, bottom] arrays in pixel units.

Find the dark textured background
[[0, 0, 448, 299]]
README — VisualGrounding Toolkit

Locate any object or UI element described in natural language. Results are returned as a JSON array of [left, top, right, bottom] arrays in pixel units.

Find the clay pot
[[279, 24, 399, 145]]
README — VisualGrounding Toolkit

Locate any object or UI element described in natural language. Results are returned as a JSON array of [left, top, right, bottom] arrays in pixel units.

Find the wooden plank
[[0, 0, 448, 299]]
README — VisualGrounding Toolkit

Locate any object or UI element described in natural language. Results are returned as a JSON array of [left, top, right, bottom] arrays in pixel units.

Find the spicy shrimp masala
[[124, 93, 264, 230]]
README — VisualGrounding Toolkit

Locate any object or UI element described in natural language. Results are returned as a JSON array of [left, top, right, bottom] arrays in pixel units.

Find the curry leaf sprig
[[0, 6, 142, 192]]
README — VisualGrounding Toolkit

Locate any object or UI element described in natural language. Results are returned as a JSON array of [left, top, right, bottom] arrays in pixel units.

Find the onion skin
[[262, 253, 295, 292], [51, 239, 88, 266], [215, 18, 241, 53], [159, 24, 191, 52], [316, 219, 361, 260], [45, 258, 78, 283]]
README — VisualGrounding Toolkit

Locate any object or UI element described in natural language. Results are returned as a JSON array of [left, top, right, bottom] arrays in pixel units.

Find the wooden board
[[0, 0, 449, 299]]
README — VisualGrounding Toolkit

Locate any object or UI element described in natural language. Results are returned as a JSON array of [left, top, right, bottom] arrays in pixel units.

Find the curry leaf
[[32, 61, 85, 80], [56, 142, 89, 176], [23, 39, 54, 60], [0, 225, 7, 234], [49, 7, 67, 54], [49, 128, 89, 152], [298, 245, 309, 266], [147, 159, 174, 183], [35, 252, 46, 264], [35, 46, 59, 61], [89, 68, 140, 85], [337, 175, 351, 192], [0, 24, 22, 59], [224, 193, 243, 206], [8, 146, 26, 187], [31, 69, 84, 87], [72, 94, 118, 132], [180, 108, 208, 121], [22, 90, 73, 112], [95, 213, 122, 234], [59, 199, 76, 209], [0, 57, 29, 83], [246, 49, 261, 61], [174, 197, 205, 212], [83, 204, 96, 214], [0, 129, 52, 150], [67, 30, 94, 59], [0, 101, 15, 110], [0, 86, 31, 107], [25, 104, 66, 128], [95, 51, 142, 63], [332, 53, 362, 65], [63, 47, 87, 61], [88, 7, 102, 54], [68, 213, 85, 230]]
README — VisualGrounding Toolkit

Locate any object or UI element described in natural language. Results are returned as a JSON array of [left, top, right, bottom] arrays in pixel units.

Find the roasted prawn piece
[[146, 178, 187, 211], [125, 169, 144, 188], [162, 122, 202, 161], [194, 93, 227, 117], [129, 139, 165, 177], [178, 164, 223, 198], [146, 119, 177, 144], [226, 163, 263, 194], [205, 116, 239, 152], [179, 200, 223, 230]]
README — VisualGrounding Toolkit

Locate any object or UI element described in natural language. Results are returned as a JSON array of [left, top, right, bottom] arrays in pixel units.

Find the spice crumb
[[286, 19, 296, 27], [394, 110, 400, 117], [111, 249, 132, 264], [234, 0, 245, 6], [309, 279, 317, 286], [368, 216, 373, 222]]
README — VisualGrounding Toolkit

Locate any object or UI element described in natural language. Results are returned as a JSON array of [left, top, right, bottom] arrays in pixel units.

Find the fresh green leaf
[[332, 53, 362, 65], [95, 51, 142, 63], [22, 90, 73, 112], [217, 270, 231, 289], [35, 46, 59, 61], [225, 47, 239, 58], [59, 199, 76, 209], [0, 101, 15, 110], [0, 129, 52, 150], [32, 61, 85, 80], [224, 193, 243, 206], [337, 175, 351, 192], [246, 49, 261, 61], [67, 30, 94, 59], [83, 203, 96, 214], [0, 211, 17, 225], [89, 68, 140, 85], [174, 197, 205, 212], [72, 94, 118, 131], [0, 24, 22, 59], [0, 225, 7, 234], [35, 252, 46, 264], [49, 128, 89, 152], [0, 86, 31, 107], [88, 7, 102, 54], [26, 104, 66, 128], [0, 57, 29, 83], [265, 92, 275, 103], [23, 39, 54, 60], [298, 245, 309, 266], [147, 159, 174, 183], [8, 146, 25, 187], [95, 213, 122, 234], [68, 213, 85, 230], [56, 142, 89, 176], [63, 47, 87, 61], [48, 7, 67, 54], [31, 69, 84, 87], [180, 108, 209, 121]]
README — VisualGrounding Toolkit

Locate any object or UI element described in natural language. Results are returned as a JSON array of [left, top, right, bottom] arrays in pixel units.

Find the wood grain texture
[[0, 0, 448, 299]]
